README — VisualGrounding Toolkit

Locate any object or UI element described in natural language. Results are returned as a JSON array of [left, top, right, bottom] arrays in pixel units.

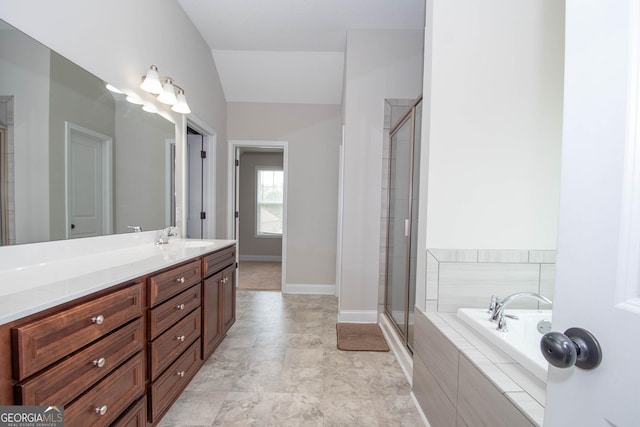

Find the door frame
[[228, 139, 288, 292], [64, 122, 113, 238]]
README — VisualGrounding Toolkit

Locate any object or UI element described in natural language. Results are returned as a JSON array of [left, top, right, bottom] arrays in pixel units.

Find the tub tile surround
[[426, 248, 556, 314], [414, 309, 545, 426], [413, 248, 553, 425], [0, 231, 235, 324]]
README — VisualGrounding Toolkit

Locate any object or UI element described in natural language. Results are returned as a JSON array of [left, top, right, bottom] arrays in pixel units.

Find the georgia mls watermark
[[0, 406, 63, 427]]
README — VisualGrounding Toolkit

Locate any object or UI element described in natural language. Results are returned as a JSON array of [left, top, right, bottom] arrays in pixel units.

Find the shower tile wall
[[426, 249, 556, 313], [379, 98, 417, 315]]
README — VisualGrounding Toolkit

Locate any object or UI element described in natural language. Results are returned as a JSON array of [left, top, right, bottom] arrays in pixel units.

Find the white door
[[544, 1, 640, 425], [66, 123, 112, 239]]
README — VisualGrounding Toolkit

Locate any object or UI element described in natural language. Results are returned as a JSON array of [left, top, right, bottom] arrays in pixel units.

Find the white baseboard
[[284, 283, 336, 295], [338, 310, 378, 323], [239, 255, 282, 262], [379, 312, 413, 385]]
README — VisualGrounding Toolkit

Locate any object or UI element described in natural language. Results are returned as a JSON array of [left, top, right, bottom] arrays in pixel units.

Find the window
[[256, 168, 283, 236]]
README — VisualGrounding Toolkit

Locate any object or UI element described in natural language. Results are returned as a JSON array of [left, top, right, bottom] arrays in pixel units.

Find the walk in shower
[[384, 97, 422, 352]]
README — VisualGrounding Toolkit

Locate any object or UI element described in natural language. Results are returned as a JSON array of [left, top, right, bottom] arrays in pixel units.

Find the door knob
[[540, 327, 602, 370]]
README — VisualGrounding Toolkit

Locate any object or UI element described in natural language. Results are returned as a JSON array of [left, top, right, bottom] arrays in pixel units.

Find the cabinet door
[[202, 273, 222, 359], [222, 265, 236, 333]]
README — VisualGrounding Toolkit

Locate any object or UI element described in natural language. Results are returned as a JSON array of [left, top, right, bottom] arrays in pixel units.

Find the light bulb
[[140, 65, 163, 94], [105, 83, 123, 94], [125, 94, 144, 105], [142, 103, 158, 113], [171, 90, 191, 114], [157, 79, 177, 105]]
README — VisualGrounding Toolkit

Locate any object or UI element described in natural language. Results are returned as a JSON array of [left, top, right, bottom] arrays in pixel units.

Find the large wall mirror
[[0, 19, 176, 245]]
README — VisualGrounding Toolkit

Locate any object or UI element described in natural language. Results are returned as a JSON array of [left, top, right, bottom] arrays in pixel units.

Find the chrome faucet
[[127, 225, 143, 232], [156, 227, 177, 245], [489, 292, 552, 332]]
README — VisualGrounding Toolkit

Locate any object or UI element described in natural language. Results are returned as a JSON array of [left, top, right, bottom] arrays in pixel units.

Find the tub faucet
[[156, 227, 177, 245], [490, 292, 552, 332]]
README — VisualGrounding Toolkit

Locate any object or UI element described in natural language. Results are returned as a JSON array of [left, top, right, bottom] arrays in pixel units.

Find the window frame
[[255, 166, 284, 238]]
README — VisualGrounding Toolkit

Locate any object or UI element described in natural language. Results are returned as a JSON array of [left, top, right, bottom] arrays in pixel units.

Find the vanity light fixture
[[171, 89, 192, 114], [140, 65, 163, 94], [157, 78, 178, 105], [140, 64, 191, 114]]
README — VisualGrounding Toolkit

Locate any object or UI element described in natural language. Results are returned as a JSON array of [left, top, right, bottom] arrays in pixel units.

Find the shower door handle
[[404, 219, 410, 237]]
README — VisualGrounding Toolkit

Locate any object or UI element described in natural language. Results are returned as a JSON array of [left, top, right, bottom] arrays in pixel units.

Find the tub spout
[[490, 292, 552, 332]]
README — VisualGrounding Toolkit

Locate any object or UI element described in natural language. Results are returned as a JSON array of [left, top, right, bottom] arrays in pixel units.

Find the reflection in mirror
[[0, 19, 176, 245]]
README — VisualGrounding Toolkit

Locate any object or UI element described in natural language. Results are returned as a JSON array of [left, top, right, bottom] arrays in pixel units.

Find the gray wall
[[228, 102, 341, 288], [340, 29, 424, 321], [238, 151, 283, 260]]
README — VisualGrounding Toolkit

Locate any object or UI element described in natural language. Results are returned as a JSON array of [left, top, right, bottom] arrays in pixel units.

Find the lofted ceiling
[[177, 0, 425, 105]]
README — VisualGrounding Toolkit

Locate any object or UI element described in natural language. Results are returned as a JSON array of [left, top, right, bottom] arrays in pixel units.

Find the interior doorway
[[228, 140, 288, 292], [185, 124, 216, 239]]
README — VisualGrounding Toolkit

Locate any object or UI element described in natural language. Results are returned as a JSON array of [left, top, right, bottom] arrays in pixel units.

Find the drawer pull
[[176, 277, 185, 284], [176, 303, 185, 310], [95, 405, 108, 416], [176, 335, 185, 342], [91, 315, 105, 325], [177, 371, 185, 377], [92, 357, 106, 368]]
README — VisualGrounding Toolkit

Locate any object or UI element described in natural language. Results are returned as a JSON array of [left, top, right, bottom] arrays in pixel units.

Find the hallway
[[158, 290, 422, 426]]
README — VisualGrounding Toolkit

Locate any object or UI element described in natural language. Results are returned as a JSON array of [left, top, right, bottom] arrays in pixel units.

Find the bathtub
[[457, 308, 552, 382]]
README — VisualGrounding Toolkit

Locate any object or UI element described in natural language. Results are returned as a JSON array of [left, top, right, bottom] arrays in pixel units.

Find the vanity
[[0, 233, 236, 426]]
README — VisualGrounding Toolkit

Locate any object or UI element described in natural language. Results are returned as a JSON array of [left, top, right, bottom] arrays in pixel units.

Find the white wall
[[0, 0, 227, 237], [228, 102, 341, 289], [340, 29, 424, 321], [0, 25, 50, 243], [423, 0, 565, 250]]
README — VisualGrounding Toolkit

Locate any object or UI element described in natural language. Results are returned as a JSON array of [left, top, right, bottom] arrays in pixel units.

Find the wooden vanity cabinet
[[221, 264, 236, 334], [10, 280, 145, 426], [1, 242, 237, 427], [202, 245, 236, 359], [146, 260, 204, 423], [202, 273, 223, 359]]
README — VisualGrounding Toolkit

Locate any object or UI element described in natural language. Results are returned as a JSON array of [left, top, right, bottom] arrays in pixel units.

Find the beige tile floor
[[158, 290, 424, 426]]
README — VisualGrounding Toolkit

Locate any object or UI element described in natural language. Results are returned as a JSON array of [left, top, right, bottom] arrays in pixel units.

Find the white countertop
[[0, 235, 235, 325]]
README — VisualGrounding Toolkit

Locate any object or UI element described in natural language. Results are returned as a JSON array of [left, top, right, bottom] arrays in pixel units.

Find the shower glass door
[[385, 99, 421, 352]]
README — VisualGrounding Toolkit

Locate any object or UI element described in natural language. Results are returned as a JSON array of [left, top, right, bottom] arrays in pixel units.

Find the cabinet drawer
[[112, 395, 147, 427], [148, 260, 201, 307], [149, 339, 201, 423], [64, 354, 145, 427], [148, 285, 201, 340], [12, 283, 144, 380], [148, 309, 201, 380], [16, 318, 144, 406], [203, 245, 235, 278]]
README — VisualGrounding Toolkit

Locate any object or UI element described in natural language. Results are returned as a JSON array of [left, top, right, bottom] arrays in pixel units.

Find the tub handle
[[540, 327, 602, 371]]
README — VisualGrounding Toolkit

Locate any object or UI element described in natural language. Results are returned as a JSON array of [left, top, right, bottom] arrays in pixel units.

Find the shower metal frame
[[383, 96, 422, 353]]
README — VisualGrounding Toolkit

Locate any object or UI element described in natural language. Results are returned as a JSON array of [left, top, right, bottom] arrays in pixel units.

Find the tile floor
[[158, 290, 423, 426]]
